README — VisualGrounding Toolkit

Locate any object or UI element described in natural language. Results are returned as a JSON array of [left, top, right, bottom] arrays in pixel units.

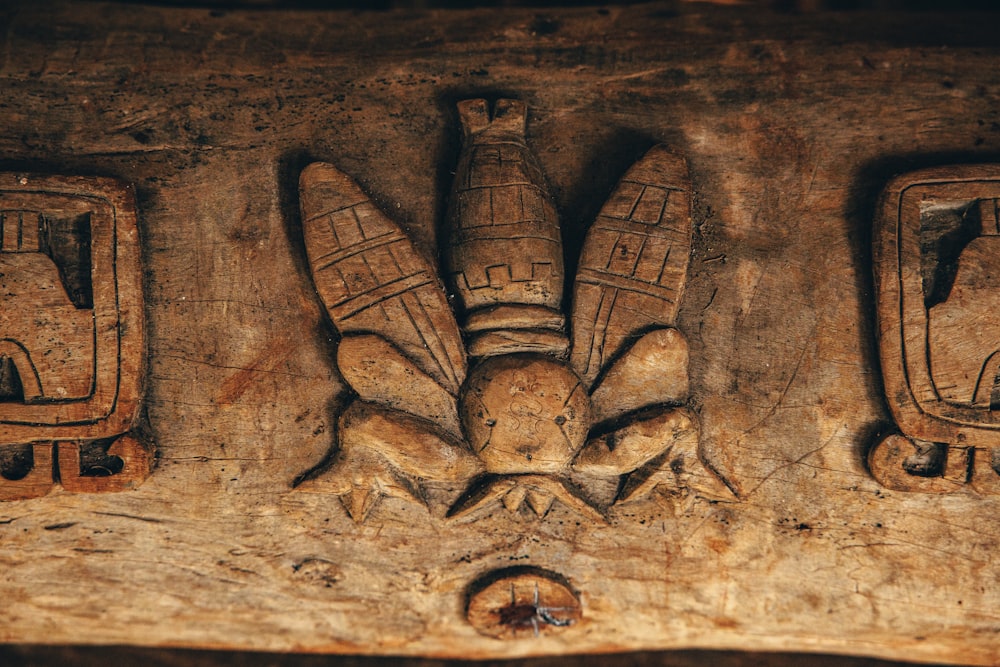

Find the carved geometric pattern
[[446, 102, 563, 316], [0, 174, 152, 499], [300, 165, 466, 394], [570, 147, 692, 386], [870, 164, 1000, 493], [295, 99, 733, 523]]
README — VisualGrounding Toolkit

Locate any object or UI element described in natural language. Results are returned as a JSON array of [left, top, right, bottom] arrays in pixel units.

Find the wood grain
[[0, 2, 998, 665]]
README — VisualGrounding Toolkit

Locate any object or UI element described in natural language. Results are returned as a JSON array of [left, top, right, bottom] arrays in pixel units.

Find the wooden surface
[[0, 645, 949, 667], [1, 2, 1000, 664]]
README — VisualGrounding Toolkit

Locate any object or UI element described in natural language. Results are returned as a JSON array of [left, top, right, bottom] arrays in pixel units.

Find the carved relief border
[[0, 173, 152, 499], [870, 165, 1000, 493]]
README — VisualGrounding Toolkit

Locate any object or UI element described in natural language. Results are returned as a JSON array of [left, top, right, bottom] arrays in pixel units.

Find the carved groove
[[870, 165, 1000, 493], [0, 174, 152, 499]]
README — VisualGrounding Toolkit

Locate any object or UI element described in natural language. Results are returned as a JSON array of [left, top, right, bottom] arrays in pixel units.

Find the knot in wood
[[466, 567, 581, 640]]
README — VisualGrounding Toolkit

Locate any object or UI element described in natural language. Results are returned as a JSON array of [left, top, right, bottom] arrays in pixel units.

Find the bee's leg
[[296, 435, 422, 524], [333, 444, 425, 524], [446, 474, 606, 523], [296, 401, 484, 523], [446, 475, 519, 521], [520, 476, 607, 523], [574, 407, 733, 504]]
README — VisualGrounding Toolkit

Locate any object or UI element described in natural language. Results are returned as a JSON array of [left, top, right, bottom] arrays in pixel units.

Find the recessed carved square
[[0, 174, 151, 499], [871, 165, 1000, 493]]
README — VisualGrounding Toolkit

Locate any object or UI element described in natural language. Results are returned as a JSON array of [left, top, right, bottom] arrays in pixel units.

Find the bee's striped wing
[[569, 147, 692, 386], [299, 162, 466, 395]]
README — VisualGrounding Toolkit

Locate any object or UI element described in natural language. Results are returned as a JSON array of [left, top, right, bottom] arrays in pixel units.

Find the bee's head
[[459, 353, 591, 474]]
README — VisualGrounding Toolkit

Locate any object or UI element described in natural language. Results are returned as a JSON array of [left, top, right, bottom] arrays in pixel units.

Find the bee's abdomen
[[445, 99, 566, 358]]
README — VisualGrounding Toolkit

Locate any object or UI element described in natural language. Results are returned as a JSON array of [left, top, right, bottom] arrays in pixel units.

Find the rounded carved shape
[[460, 354, 591, 474], [868, 433, 966, 493], [466, 566, 581, 640]]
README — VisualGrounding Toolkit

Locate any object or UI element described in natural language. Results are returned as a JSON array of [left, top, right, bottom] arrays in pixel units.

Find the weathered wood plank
[[0, 644, 935, 667], [0, 2, 998, 664]]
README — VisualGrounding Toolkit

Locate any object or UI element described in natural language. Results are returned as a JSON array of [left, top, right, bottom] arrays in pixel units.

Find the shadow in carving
[[294, 99, 732, 522]]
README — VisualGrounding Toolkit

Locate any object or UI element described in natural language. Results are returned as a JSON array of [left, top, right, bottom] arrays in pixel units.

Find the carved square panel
[[0, 174, 144, 444], [872, 165, 1000, 491]]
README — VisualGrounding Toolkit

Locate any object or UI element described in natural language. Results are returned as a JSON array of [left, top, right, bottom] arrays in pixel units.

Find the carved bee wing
[[569, 147, 692, 386], [299, 162, 467, 395]]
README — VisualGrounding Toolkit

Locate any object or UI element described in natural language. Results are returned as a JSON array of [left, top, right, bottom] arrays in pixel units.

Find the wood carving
[[4, 5, 1000, 662], [295, 99, 732, 522], [870, 165, 1000, 493], [0, 174, 151, 499]]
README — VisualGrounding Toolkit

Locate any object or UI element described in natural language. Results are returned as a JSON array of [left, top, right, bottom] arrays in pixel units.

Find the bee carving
[[295, 99, 733, 522]]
